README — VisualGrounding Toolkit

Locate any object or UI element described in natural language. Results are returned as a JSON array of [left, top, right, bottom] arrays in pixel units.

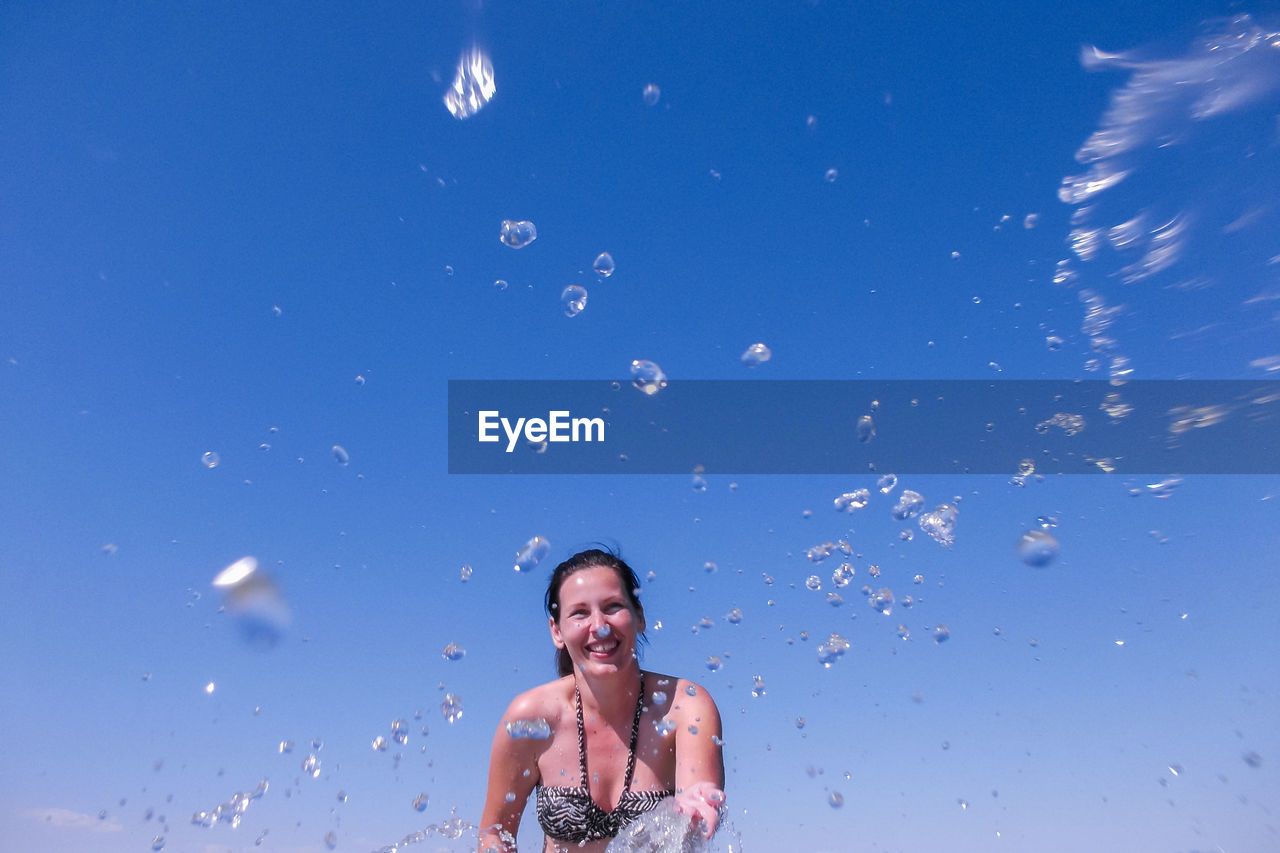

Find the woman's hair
[[545, 548, 647, 677]]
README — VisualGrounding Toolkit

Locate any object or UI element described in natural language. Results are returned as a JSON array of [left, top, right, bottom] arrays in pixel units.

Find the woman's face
[[549, 565, 645, 675]]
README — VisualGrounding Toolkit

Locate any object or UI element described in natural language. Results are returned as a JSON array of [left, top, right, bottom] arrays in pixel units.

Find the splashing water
[[740, 343, 771, 366], [561, 285, 588, 317], [1017, 530, 1060, 566], [834, 489, 870, 512], [1057, 15, 1280, 374], [918, 504, 958, 547], [444, 47, 496, 119], [441, 694, 463, 724], [891, 490, 925, 520]]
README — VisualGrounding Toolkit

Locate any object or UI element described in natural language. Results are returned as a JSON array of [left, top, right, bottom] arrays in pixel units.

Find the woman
[[478, 549, 726, 853]]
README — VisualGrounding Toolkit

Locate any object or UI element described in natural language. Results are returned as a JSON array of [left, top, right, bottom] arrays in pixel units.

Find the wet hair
[[545, 548, 647, 677]]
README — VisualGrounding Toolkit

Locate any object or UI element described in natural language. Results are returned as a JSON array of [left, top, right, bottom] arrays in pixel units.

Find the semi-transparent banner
[[447, 380, 1279, 475]]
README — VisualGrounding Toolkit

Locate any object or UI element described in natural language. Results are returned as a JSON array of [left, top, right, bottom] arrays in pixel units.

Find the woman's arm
[[477, 695, 544, 853], [672, 680, 725, 839]]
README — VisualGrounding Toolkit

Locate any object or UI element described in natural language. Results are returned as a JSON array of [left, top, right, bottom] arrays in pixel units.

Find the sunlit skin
[[478, 565, 725, 853]]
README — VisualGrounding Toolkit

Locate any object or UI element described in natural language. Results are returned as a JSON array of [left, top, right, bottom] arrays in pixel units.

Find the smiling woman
[[478, 549, 726, 853]]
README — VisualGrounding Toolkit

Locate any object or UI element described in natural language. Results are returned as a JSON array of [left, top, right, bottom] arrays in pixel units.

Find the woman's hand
[[674, 780, 726, 839]]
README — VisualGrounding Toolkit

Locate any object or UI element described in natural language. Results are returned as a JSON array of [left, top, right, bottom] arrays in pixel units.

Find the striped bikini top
[[536, 674, 673, 843]]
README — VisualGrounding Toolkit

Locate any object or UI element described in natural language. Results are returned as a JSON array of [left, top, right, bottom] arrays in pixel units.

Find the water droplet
[[595, 624, 612, 639], [441, 693, 463, 723], [805, 575, 822, 591], [560, 285, 588, 317], [151, 836, 165, 851], [834, 489, 870, 512], [337, 791, 348, 802], [891, 490, 925, 520], [460, 564, 473, 581], [741, 342, 772, 367], [593, 252, 615, 277], [412, 793, 429, 812], [913, 574, 924, 584], [685, 685, 698, 696], [514, 535, 550, 572], [444, 47, 495, 119], [877, 474, 898, 494], [204, 681, 215, 694], [1243, 751, 1263, 768], [828, 791, 844, 808], [896, 625, 911, 640], [442, 642, 466, 661], [705, 655, 722, 672], [751, 675, 766, 697], [933, 624, 951, 644], [642, 84, 661, 106], [652, 690, 668, 705], [654, 717, 677, 736], [1024, 213, 1039, 229], [824, 168, 838, 183], [1045, 335, 1064, 351], [493, 278, 509, 291], [371, 736, 388, 752], [201, 452, 220, 469], [499, 219, 537, 249], [1017, 530, 1060, 567], [301, 754, 320, 778], [629, 360, 667, 395], [278, 740, 294, 754], [831, 563, 855, 588], [919, 504, 958, 547], [870, 588, 894, 615], [331, 445, 349, 466], [855, 414, 876, 443], [725, 607, 743, 624], [504, 791, 516, 803], [323, 830, 337, 850], [817, 633, 850, 667], [795, 717, 806, 729]]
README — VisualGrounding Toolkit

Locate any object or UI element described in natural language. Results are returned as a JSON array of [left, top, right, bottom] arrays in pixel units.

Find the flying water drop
[[499, 219, 537, 249], [630, 360, 667, 395], [444, 47, 495, 119], [741, 343, 772, 366], [593, 252, 615, 277], [514, 536, 550, 572], [1017, 530, 1060, 567], [561, 285, 588, 317]]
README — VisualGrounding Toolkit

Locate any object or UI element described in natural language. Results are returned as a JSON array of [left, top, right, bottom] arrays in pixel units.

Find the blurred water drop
[[933, 625, 951, 644], [441, 694, 463, 723], [211, 556, 289, 649], [896, 625, 911, 640], [705, 655, 722, 672], [630, 360, 668, 395], [505, 718, 552, 739], [201, 452, 220, 469], [831, 563, 855, 588], [593, 252, 615, 277], [151, 836, 165, 851], [1017, 530, 1060, 567], [642, 84, 661, 106], [493, 279, 509, 291], [460, 564, 473, 581], [725, 607, 743, 624], [829, 792, 844, 808], [331, 445, 349, 466], [1024, 213, 1039, 228], [877, 474, 898, 494], [1243, 751, 1263, 768], [855, 414, 876, 443], [323, 830, 337, 850], [805, 575, 822, 591], [499, 219, 537, 249], [442, 643, 466, 661], [834, 489, 870, 512], [371, 736, 388, 752], [824, 168, 838, 183], [1046, 335, 1064, 351], [751, 675, 766, 697], [412, 793, 429, 812], [685, 685, 698, 696], [919, 504, 958, 547], [891, 490, 925, 520], [514, 536, 550, 572], [444, 47, 495, 119], [301, 755, 320, 778], [741, 342, 772, 367], [561, 285, 588, 317], [278, 740, 294, 754]]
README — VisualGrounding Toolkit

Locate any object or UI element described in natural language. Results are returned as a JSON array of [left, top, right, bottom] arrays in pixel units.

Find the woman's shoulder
[[502, 675, 574, 721], [645, 671, 719, 714]]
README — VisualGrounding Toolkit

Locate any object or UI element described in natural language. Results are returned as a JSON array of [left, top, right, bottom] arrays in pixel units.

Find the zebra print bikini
[[536, 673, 673, 843]]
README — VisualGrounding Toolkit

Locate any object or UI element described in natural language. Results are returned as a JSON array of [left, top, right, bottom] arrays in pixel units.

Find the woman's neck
[[575, 663, 643, 720]]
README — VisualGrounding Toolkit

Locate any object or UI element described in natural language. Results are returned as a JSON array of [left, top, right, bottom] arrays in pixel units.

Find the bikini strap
[[573, 672, 648, 791]]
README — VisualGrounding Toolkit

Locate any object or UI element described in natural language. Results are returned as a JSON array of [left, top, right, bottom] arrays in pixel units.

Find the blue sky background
[[2, 1, 1278, 851]]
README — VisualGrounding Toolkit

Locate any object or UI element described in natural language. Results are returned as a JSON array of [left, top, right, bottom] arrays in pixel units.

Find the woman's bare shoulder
[[501, 675, 574, 721]]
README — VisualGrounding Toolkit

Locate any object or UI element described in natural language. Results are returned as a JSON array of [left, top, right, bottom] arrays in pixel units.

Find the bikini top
[[536, 674, 674, 843]]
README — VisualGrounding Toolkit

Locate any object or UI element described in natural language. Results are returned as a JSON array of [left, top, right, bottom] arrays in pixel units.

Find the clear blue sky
[[2, 1, 1278, 852]]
